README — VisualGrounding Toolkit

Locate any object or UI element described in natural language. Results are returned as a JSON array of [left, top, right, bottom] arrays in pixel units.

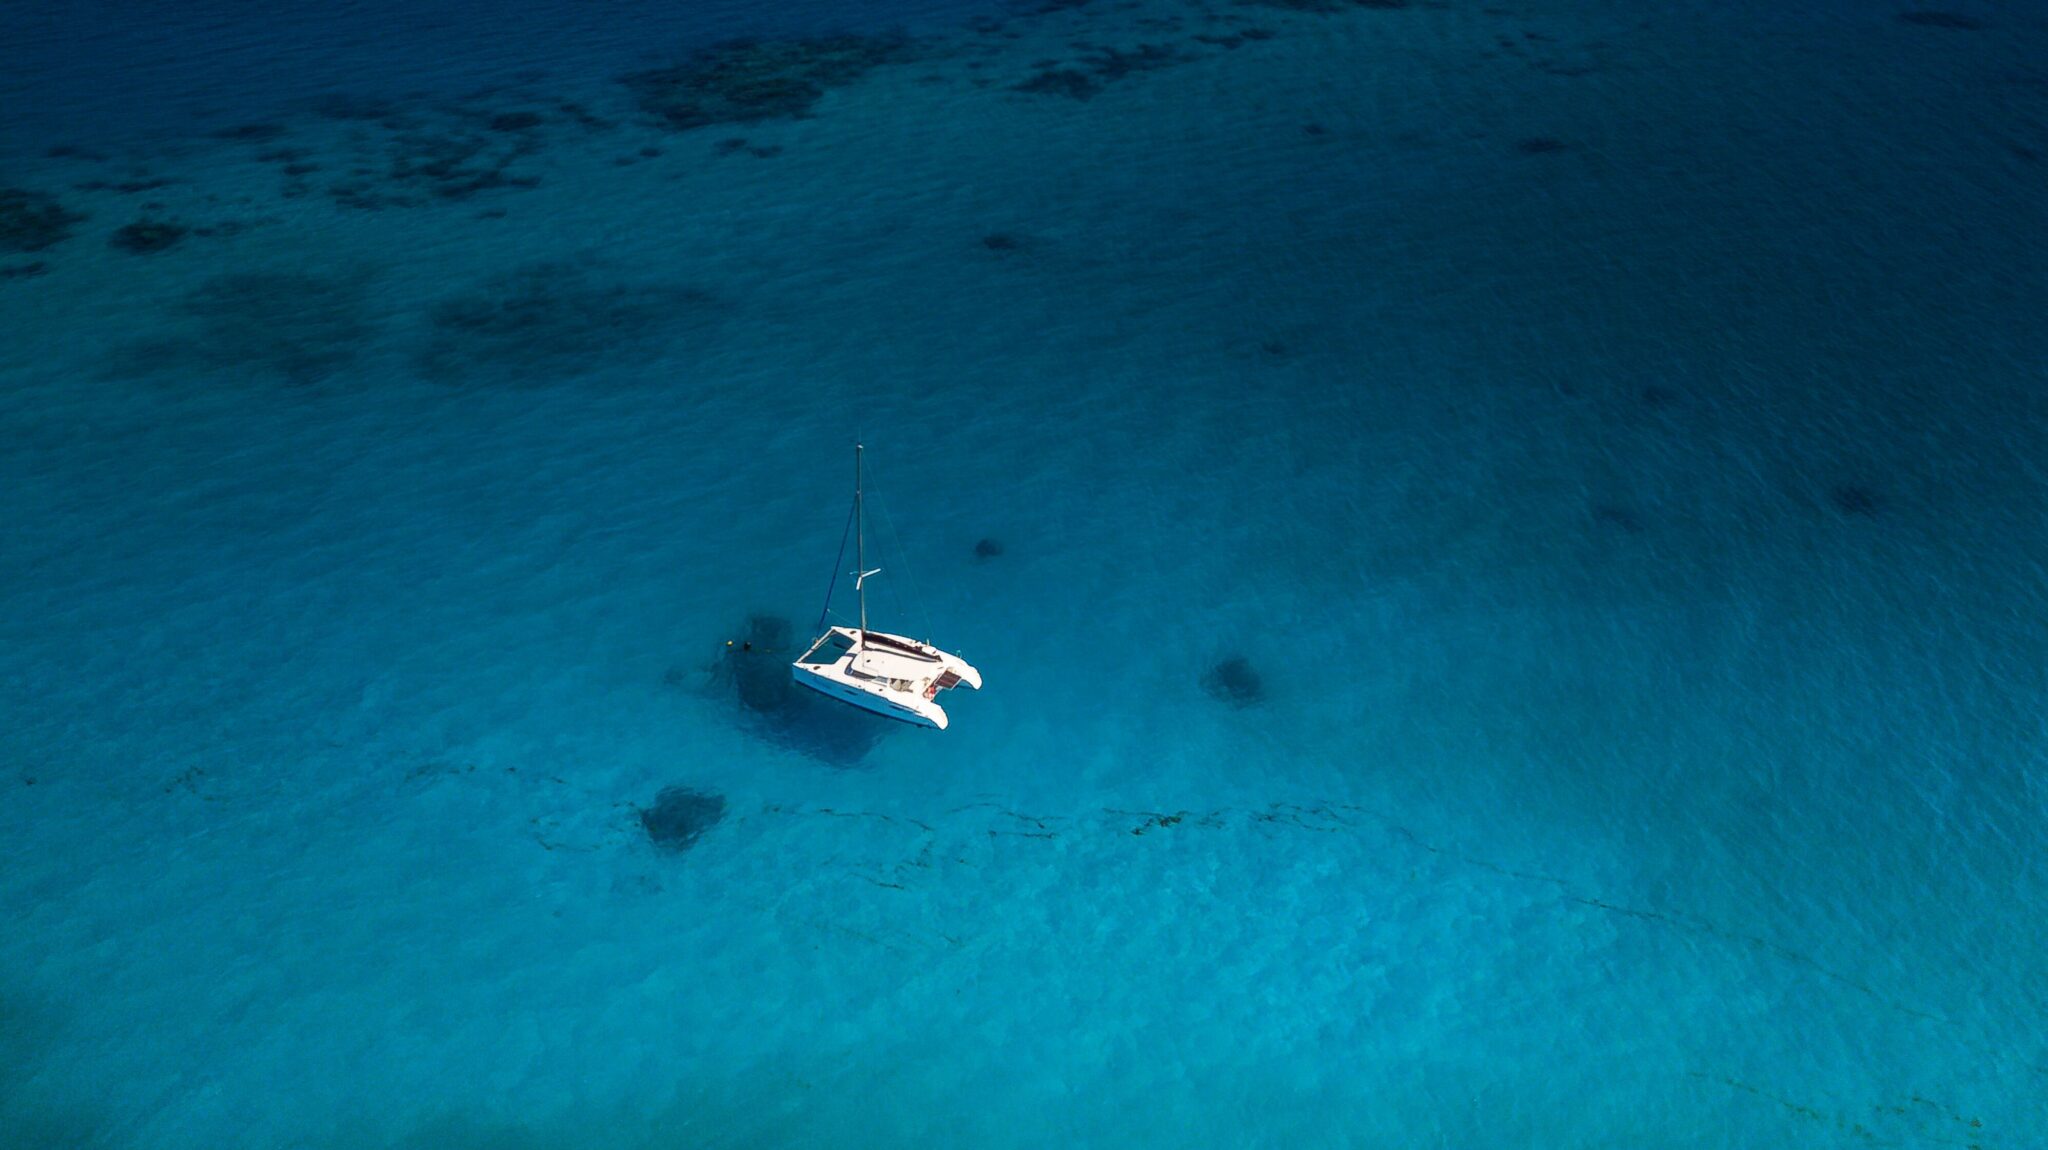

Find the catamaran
[[792, 444, 982, 729]]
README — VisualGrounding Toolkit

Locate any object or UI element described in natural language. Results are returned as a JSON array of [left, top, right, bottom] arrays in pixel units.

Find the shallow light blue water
[[3, 0, 2044, 1146]]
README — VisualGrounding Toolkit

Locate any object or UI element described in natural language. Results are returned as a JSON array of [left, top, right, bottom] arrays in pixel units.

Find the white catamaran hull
[[792, 626, 982, 730], [792, 443, 981, 730]]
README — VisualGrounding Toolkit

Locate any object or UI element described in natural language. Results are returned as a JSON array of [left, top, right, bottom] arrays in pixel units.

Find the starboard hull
[[792, 664, 947, 729]]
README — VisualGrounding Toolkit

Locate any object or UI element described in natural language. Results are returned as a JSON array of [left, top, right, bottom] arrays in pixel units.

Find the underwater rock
[[1014, 68, 1101, 99], [488, 111, 545, 132], [213, 122, 289, 142], [110, 219, 189, 254], [973, 537, 1005, 560], [319, 104, 547, 210], [623, 35, 917, 132], [1828, 484, 1882, 517], [1590, 503, 1645, 534], [554, 101, 617, 131], [640, 786, 727, 853], [327, 183, 408, 212], [1, 188, 86, 253], [1202, 655, 1265, 707], [1014, 42, 1182, 100], [388, 129, 541, 200], [1086, 43, 1181, 81]]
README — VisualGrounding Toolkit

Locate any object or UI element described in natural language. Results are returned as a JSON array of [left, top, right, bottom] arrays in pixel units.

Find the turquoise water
[[3, 0, 2043, 1145]]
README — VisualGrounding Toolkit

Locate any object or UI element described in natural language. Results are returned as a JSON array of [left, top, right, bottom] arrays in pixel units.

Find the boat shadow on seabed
[[701, 612, 887, 767]]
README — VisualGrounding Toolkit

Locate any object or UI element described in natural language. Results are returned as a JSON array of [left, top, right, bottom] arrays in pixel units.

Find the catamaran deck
[[793, 626, 981, 728]]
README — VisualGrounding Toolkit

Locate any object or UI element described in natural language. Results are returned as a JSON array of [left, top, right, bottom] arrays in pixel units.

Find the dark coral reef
[[1201, 655, 1265, 707], [330, 123, 543, 210], [105, 270, 376, 384], [622, 35, 918, 132], [110, 219, 189, 254], [1, 188, 86, 253], [1013, 43, 1183, 100], [640, 786, 727, 853], [1828, 484, 1883, 517], [417, 260, 717, 384]]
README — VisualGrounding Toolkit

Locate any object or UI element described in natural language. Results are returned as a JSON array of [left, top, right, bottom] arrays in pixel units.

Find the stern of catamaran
[[940, 658, 983, 692]]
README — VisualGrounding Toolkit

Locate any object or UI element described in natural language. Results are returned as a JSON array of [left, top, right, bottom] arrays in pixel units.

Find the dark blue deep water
[[3, 1, 2043, 1146]]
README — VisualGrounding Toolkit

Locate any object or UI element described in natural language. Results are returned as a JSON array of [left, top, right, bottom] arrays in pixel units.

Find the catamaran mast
[[854, 442, 867, 647]]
